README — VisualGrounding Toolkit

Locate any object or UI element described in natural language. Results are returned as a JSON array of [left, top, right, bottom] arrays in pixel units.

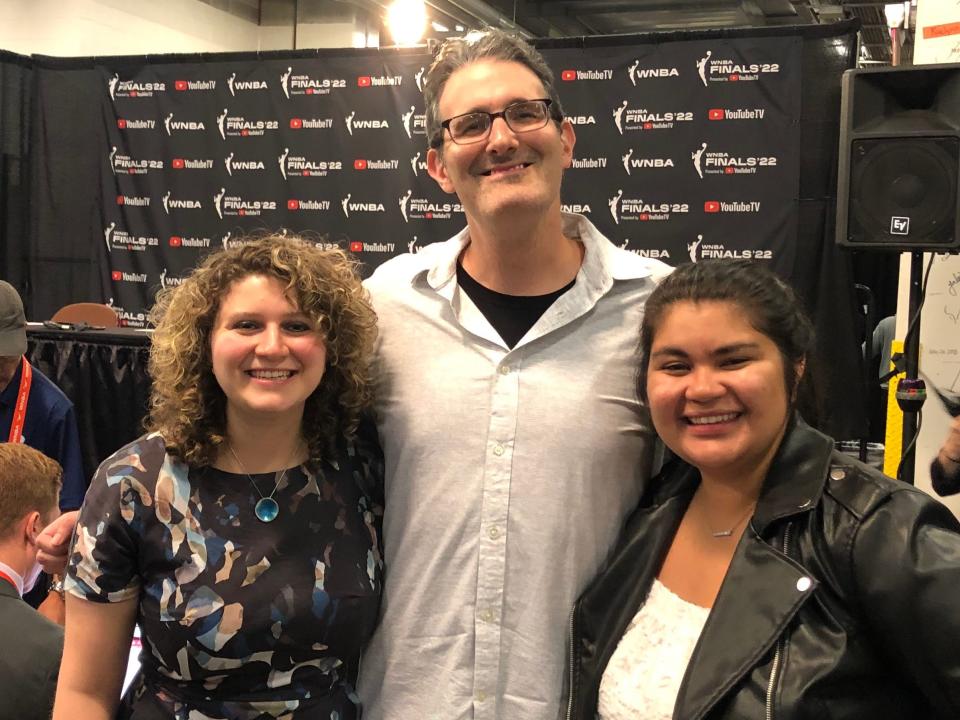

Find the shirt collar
[[421, 212, 662, 292], [0, 559, 24, 597], [0, 358, 24, 409]]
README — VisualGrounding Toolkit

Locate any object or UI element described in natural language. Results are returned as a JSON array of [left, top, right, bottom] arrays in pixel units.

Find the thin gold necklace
[[227, 442, 301, 523]]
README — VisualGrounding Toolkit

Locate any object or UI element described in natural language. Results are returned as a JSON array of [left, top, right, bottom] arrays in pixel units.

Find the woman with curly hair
[[52, 235, 383, 720]]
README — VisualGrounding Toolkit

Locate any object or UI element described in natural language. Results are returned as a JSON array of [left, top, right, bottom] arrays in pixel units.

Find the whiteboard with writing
[[898, 252, 960, 518], [915, 0, 960, 64]]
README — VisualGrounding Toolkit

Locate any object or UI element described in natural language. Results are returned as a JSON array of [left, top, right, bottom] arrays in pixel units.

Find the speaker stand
[[898, 250, 926, 485]]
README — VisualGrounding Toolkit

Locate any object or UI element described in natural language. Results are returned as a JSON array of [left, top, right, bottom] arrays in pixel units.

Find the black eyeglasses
[[438, 99, 556, 146]]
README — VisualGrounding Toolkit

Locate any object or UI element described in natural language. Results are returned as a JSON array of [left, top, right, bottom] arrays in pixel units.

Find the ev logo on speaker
[[890, 217, 910, 235]]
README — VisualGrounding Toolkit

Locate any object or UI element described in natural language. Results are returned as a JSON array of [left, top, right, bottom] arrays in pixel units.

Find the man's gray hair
[[423, 29, 565, 150]]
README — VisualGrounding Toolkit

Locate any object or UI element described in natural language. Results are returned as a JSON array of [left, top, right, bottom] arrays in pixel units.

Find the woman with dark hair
[[568, 259, 960, 720], [52, 235, 382, 720]]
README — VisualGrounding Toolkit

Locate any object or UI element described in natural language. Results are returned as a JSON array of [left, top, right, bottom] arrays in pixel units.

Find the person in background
[[0, 280, 85, 511], [357, 29, 670, 720], [569, 260, 960, 720], [931, 415, 960, 496], [52, 235, 383, 720], [0, 443, 64, 720], [0, 279, 84, 616]]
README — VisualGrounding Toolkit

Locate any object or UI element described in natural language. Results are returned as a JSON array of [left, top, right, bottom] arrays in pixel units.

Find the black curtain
[[28, 58, 103, 320], [25, 333, 150, 481], [0, 50, 31, 292], [789, 24, 865, 439]]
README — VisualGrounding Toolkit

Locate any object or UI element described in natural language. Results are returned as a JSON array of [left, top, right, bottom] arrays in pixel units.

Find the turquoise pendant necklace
[[254, 496, 280, 523], [228, 443, 296, 523]]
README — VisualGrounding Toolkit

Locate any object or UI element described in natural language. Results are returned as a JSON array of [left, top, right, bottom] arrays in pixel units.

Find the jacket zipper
[[765, 522, 794, 720], [565, 604, 578, 720]]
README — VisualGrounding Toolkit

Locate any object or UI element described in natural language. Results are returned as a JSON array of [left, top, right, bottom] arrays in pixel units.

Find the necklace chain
[[227, 442, 302, 522], [709, 503, 756, 538]]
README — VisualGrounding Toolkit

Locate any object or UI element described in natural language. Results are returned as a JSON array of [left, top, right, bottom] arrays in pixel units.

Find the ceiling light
[[387, 0, 427, 46]]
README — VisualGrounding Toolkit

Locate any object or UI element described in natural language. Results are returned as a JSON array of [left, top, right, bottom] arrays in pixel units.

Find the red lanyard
[[8, 357, 32, 443]]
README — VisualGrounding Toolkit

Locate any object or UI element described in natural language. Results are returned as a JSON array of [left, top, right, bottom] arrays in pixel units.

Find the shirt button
[[493, 444, 504, 456], [796, 576, 812, 592], [476, 690, 487, 702], [499, 365, 510, 375], [480, 608, 493, 622], [488, 525, 500, 539]]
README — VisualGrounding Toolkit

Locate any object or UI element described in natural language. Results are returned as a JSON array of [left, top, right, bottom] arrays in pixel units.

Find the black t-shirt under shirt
[[456, 262, 576, 349]]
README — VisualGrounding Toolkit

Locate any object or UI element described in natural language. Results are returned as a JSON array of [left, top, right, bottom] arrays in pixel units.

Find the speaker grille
[[848, 136, 959, 247]]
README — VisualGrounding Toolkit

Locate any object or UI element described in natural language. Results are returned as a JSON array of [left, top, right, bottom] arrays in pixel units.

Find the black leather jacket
[[568, 418, 960, 720]]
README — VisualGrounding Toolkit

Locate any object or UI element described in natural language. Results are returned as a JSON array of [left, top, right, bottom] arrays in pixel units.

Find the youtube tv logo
[[350, 241, 363, 252], [708, 109, 725, 120], [354, 159, 367, 170], [290, 118, 303, 129], [117, 119, 127, 128], [704, 201, 720, 213], [287, 200, 300, 210], [175, 80, 188, 91], [116, 196, 125, 205], [172, 158, 185, 169], [725, 167, 735, 174], [111, 271, 122, 281], [357, 76, 371, 87], [169, 236, 182, 247], [561, 70, 576, 81]]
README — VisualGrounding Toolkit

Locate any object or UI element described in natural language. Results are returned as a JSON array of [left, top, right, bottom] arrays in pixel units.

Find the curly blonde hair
[[146, 233, 377, 468]]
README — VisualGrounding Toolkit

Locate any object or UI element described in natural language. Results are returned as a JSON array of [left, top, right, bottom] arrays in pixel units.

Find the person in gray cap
[[0, 280, 84, 619]]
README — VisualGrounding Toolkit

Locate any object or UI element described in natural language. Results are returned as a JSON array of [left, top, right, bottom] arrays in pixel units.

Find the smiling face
[[646, 300, 799, 485], [210, 274, 327, 428], [426, 59, 575, 223]]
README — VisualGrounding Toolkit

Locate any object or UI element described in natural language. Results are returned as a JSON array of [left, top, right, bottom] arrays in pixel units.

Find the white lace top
[[597, 578, 711, 720]]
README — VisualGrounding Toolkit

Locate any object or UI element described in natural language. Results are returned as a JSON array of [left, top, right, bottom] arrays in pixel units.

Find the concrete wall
[[0, 0, 261, 56], [0, 0, 378, 57]]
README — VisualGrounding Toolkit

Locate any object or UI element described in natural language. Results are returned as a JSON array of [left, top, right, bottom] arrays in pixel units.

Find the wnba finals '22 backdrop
[[100, 36, 799, 324]]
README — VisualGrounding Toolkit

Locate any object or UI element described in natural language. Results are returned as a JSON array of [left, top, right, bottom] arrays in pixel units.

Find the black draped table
[[26, 324, 152, 484]]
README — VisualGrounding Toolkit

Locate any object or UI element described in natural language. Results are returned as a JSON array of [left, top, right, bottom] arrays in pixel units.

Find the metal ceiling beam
[[517, 0, 738, 13], [750, 0, 799, 16], [436, 0, 603, 38], [506, 0, 603, 35], [428, 0, 534, 34], [584, 8, 750, 28], [421, 0, 487, 29]]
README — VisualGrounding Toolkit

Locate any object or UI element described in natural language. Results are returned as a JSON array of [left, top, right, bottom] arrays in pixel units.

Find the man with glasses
[[358, 30, 671, 720]]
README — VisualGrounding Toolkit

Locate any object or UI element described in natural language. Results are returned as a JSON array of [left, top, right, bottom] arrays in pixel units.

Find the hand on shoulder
[[36, 510, 79, 575]]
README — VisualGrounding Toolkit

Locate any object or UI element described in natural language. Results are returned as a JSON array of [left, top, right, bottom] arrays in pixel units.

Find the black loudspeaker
[[837, 64, 960, 250]]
